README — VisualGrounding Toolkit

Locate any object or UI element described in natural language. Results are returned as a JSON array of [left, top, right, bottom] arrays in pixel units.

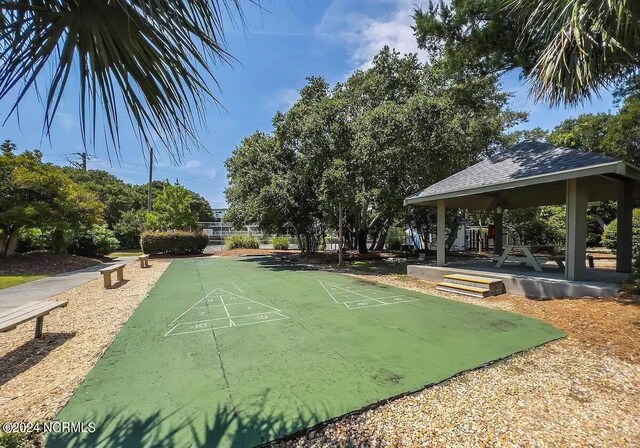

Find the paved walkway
[[0, 256, 138, 313]]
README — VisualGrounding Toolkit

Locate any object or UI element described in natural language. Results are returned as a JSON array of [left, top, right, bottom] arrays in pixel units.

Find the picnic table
[[494, 245, 565, 272]]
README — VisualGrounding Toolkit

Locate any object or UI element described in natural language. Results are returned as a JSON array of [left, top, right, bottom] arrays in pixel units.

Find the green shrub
[[67, 225, 120, 257], [140, 230, 208, 255], [225, 235, 259, 250], [17, 227, 50, 253], [113, 209, 147, 249], [602, 209, 640, 252], [385, 227, 404, 251], [271, 236, 289, 250], [602, 220, 617, 250]]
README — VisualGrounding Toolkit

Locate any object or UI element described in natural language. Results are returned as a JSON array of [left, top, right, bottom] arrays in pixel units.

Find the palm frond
[[0, 0, 249, 161], [506, 0, 640, 106]]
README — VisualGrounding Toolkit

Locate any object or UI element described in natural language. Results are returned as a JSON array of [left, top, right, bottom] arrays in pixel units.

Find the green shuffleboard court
[[50, 257, 565, 447]]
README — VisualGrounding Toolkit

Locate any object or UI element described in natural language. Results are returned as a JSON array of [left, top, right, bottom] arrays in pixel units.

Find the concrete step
[[436, 281, 491, 298], [442, 274, 505, 296]]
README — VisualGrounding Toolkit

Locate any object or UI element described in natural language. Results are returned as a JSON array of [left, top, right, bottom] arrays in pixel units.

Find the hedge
[[271, 236, 289, 250], [225, 235, 260, 250], [140, 231, 208, 255]]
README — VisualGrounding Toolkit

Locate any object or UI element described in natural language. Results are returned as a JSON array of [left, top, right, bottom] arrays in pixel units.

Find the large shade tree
[[0, 0, 247, 159], [225, 48, 524, 253]]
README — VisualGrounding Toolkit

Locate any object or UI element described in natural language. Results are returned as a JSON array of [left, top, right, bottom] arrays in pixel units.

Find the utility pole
[[147, 147, 154, 212], [66, 152, 89, 170], [338, 204, 343, 267]]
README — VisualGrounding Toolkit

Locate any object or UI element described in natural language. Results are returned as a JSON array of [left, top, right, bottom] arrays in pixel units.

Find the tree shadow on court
[[0, 332, 75, 386], [235, 256, 336, 272], [47, 408, 187, 448], [236, 255, 409, 277], [45, 399, 380, 448]]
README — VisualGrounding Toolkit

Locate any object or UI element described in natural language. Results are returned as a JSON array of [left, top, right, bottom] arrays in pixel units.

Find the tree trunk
[[338, 205, 343, 267], [445, 214, 460, 251], [357, 229, 368, 254], [374, 227, 388, 251], [0, 230, 7, 257], [369, 230, 378, 251], [5, 231, 19, 257], [296, 234, 303, 252], [51, 228, 66, 254]]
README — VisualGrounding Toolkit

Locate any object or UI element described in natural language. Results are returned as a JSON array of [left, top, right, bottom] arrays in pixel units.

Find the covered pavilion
[[404, 141, 639, 282]]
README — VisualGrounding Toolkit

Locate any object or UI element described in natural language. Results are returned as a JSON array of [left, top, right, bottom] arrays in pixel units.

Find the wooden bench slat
[[0, 301, 67, 332], [0, 301, 67, 324], [0, 302, 54, 323], [99, 263, 126, 274]]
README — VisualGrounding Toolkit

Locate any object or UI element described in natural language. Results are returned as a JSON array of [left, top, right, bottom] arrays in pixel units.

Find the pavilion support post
[[616, 179, 634, 273], [493, 209, 503, 255], [565, 178, 588, 281], [437, 200, 446, 266]]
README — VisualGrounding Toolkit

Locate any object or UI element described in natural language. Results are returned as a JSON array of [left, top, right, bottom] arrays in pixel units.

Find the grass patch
[[110, 251, 144, 257], [0, 274, 47, 290], [347, 259, 408, 275]]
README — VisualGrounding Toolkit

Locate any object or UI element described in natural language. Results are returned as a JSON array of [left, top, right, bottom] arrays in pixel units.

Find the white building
[[198, 208, 261, 243]]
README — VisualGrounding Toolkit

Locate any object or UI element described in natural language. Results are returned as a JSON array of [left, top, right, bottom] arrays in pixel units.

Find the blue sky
[[0, 0, 619, 208]]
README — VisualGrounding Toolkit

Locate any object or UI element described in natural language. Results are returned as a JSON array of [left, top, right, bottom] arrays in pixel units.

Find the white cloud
[[184, 159, 203, 170], [265, 87, 300, 112], [317, 0, 430, 71]]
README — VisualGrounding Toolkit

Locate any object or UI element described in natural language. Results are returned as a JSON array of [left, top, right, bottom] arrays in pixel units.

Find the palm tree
[[507, 0, 640, 105], [0, 0, 249, 160]]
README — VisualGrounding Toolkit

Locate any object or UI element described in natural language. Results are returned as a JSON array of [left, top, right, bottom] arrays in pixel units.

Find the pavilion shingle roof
[[406, 141, 620, 202]]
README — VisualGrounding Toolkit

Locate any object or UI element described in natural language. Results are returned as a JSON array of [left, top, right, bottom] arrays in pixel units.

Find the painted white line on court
[[319, 281, 340, 304], [164, 324, 179, 337], [165, 314, 290, 336], [219, 293, 233, 321], [329, 282, 383, 300], [217, 288, 281, 312], [168, 288, 219, 325]]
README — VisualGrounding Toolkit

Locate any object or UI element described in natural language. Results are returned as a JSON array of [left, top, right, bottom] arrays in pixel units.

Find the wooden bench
[[0, 301, 68, 338], [100, 263, 125, 288], [137, 254, 150, 268]]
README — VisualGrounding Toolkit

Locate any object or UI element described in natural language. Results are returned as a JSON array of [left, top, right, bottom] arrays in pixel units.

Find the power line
[[64, 152, 91, 170]]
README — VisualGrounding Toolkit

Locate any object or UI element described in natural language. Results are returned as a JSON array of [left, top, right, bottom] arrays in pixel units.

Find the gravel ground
[[0, 259, 171, 421], [279, 272, 640, 448]]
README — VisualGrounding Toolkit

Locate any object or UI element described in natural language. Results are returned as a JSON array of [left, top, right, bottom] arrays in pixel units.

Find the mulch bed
[[0, 252, 102, 276]]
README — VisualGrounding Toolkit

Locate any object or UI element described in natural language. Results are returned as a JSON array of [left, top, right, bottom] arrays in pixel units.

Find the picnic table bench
[[0, 301, 68, 338], [99, 263, 125, 288], [494, 245, 565, 272], [137, 254, 150, 268]]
